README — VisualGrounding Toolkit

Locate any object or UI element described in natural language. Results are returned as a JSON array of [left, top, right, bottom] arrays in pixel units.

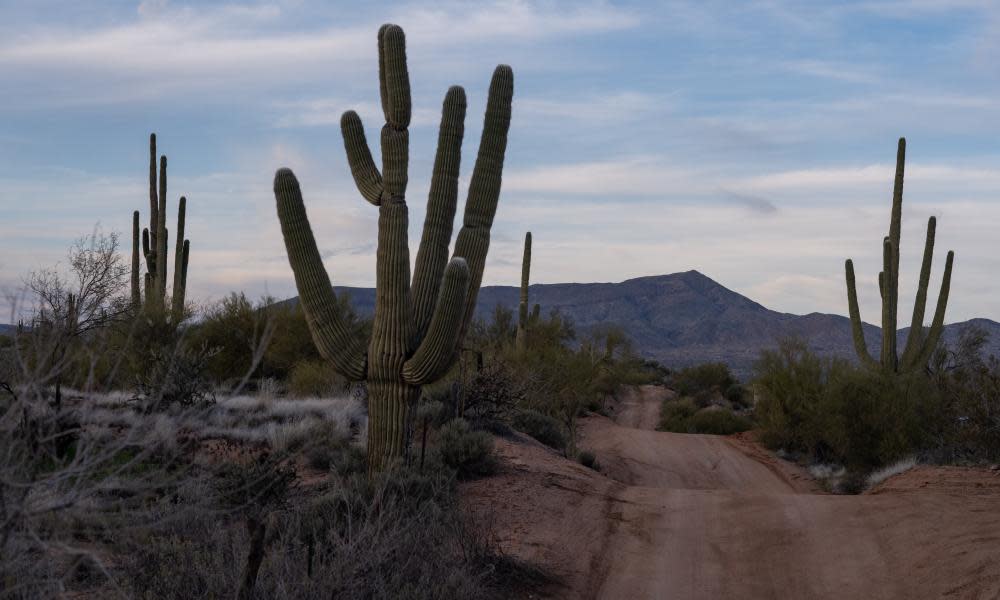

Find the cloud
[[779, 59, 881, 84], [721, 190, 778, 214]]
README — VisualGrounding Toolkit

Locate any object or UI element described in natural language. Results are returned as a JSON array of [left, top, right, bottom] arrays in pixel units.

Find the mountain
[[0, 324, 15, 338], [284, 271, 1000, 378]]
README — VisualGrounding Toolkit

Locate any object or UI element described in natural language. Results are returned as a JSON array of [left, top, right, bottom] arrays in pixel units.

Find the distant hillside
[[249, 271, 1000, 378], [0, 324, 15, 338]]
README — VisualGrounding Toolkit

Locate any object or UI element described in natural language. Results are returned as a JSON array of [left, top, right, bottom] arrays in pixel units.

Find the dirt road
[[463, 385, 1000, 599]]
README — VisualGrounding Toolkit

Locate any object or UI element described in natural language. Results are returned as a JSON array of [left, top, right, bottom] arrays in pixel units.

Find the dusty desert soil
[[462, 385, 1000, 599]]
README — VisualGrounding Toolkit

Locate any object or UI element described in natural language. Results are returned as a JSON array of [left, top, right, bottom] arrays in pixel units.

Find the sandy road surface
[[463, 385, 1000, 599]]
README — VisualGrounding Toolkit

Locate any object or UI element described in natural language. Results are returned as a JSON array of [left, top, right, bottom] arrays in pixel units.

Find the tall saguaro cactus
[[274, 24, 514, 472], [516, 231, 532, 351], [131, 133, 191, 322], [844, 138, 954, 373]]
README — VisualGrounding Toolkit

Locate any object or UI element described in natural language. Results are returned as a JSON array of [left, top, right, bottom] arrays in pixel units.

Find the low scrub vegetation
[[659, 362, 752, 435], [658, 397, 753, 435], [461, 305, 667, 456], [754, 332, 1000, 487]]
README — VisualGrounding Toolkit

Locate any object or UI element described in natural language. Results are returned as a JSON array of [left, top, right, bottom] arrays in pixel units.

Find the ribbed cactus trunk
[[516, 231, 532, 352], [130, 133, 191, 323], [844, 138, 954, 374], [274, 24, 514, 473]]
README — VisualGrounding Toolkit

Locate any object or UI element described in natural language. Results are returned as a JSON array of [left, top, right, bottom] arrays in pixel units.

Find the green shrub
[[819, 369, 935, 470], [658, 397, 698, 432], [686, 409, 753, 435], [725, 383, 747, 406], [754, 338, 941, 470], [304, 425, 366, 476], [288, 360, 346, 398], [753, 339, 835, 453], [436, 419, 497, 480], [670, 363, 736, 397], [659, 398, 751, 435], [511, 409, 566, 450]]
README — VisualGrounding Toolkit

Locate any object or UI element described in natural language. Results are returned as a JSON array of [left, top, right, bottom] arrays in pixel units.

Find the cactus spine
[[516, 231, 532, 352], [844, 138, 954, 373], [130, 133, 191, 322], [274, 24, 514, 473]]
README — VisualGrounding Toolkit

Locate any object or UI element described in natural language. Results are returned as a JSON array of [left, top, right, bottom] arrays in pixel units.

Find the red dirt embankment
[[462, 385, 1000, 599]]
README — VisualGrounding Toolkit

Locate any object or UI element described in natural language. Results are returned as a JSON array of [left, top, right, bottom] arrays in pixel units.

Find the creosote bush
[[436, 418, 497, 480], [658, 398, 752, 435], [511, 409, 567, 450], [669, 362, 736, 398], [121, 460, 521, 599], [288, 359, 348, 398]]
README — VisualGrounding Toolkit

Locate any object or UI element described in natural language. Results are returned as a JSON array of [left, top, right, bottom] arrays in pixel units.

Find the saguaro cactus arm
[[131, 211, 141, 308], [274, 169, 367, 381], [411, 86, 467, 342], [880, 237, 897, 371], [900, 216, 936, 364], [403, 258, 470, 385], [845, 259, 877, 369], [148, 134, 159, 264], [172, 196, 186, 304], [341, 112, 383, 205], [516, 231, 532, 351], [452, 64, 515, 345], [907, 250, 954, 370], [156, 156, 168, 302]]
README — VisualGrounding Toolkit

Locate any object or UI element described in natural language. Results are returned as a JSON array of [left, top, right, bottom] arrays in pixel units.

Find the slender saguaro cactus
[[274, 24, 514, 473], [515, 231, 532, 351], [130, 133, 191, 322], [844, 138, 954, 373]]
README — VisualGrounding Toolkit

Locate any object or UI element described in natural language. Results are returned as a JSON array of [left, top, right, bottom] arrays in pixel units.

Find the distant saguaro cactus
[[516, 232, 532, 352], [274, 24, 514, 472], [844, 138, 954, 373], [130, 133, 190, 323]]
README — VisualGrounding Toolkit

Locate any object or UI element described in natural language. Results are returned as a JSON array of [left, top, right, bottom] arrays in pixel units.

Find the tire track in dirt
[[463, 385, 1000, 599]]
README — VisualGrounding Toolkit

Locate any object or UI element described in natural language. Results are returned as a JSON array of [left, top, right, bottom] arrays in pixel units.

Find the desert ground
[[465, 385, 1000, 599]]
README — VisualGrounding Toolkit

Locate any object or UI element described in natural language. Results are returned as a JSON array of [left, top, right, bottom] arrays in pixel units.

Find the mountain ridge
[[7, 272, 995, 378], [314, 269, 999, 377]]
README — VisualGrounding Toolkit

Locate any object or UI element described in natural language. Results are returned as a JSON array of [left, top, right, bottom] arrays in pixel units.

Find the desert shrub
[[927, 326, 1000, 461], [302, 421, 364, 475], [577, 450, 599, 470], [686, 408, 753, 435], [754, 338, 941, 470], [658, 397, 698, 431], [462, 361, 525, 426], [725, 383, 747, 406], [670, 362, 736, 397], [511, 409, 566, 450], [190, 293, 369, 385], [122, 461, 518, 600], [436, 419, 497, 480], [659, 396, 751, 435], [753, 338, 835, 452], [133, 343, 217, 412], [818, 369, 937, 470], [288, 360, 347, 398]]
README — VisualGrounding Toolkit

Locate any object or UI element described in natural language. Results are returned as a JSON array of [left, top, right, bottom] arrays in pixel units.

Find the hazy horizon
[[3, 1, 1000, 323]]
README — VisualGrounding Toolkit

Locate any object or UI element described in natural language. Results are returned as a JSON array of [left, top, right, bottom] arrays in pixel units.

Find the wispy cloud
[[0, 1, 638, 107]]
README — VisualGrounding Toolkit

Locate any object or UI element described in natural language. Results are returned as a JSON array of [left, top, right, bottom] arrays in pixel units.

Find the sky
[[1, 0, 999, 325]]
